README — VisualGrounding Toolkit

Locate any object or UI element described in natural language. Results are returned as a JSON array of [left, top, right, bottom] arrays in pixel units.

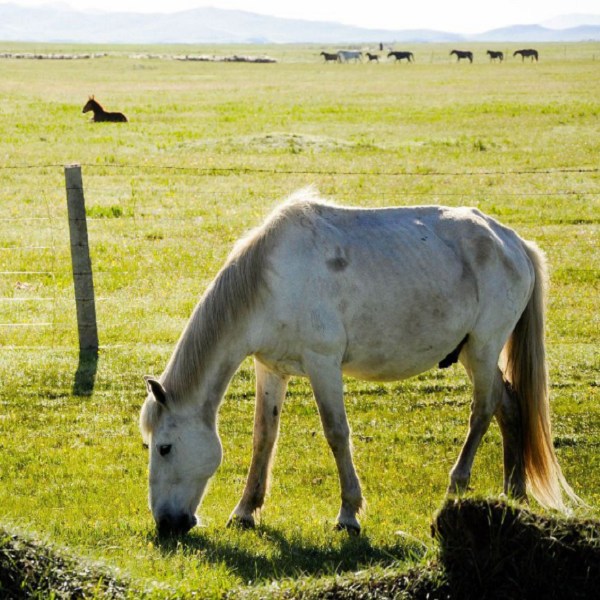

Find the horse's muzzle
[[157, 512, 197, 536]]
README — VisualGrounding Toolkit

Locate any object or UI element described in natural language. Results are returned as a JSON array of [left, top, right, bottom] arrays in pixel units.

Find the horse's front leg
[[227, 359, 289, 528], [304, 351, 363, 534]]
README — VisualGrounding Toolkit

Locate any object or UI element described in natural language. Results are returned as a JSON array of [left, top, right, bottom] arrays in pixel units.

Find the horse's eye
[[142, 443, 149, 450], [159, 444, 172, 457]]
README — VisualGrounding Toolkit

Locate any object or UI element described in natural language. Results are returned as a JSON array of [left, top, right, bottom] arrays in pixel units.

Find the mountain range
[[0, 4, 599, 44]]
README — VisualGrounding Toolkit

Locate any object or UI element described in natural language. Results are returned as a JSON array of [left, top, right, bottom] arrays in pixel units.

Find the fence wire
[[1, 163, 598, 351]]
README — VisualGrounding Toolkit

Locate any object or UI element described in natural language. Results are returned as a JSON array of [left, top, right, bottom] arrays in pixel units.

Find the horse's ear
[[144, 376, 168, 407]]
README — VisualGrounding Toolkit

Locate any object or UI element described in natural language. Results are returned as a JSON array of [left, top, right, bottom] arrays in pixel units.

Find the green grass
[[0, 42, 598, 597]]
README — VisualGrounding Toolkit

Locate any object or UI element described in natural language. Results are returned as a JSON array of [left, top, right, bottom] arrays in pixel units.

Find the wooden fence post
[[65, 164, 99, 352]]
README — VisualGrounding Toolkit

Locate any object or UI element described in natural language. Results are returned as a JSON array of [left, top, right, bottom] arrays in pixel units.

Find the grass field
[[0, 41, 598, 597]]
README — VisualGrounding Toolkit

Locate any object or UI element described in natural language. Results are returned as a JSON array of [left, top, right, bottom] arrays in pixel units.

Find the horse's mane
[[160, 187, 327, 402]]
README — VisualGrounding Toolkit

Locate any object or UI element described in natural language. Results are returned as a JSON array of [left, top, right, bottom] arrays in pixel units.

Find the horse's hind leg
[[228, 360, 289, 528], [449, 351, 504, 495], [495, 381, 527, 501]]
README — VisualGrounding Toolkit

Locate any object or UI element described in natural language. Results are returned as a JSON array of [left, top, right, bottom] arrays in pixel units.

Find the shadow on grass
[[73, 349, 99, 396], [152, 525, 426, 582]]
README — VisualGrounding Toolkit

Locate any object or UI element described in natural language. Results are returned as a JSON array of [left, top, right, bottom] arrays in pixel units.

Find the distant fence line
[[2, 162, 598, 177]]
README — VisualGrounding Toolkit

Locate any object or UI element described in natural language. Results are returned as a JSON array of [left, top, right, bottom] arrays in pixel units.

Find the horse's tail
[[503, 241, 582, 510]]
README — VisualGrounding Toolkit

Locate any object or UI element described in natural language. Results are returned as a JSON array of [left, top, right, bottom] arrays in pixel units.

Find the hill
[[0, 4, 599, 44]]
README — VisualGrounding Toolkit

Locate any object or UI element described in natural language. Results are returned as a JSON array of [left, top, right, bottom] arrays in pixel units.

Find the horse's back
[[109, 112, 128, 122], [267, 200, 529, 283], [95, 111, 127, 122], [288, 203, 531, 295]]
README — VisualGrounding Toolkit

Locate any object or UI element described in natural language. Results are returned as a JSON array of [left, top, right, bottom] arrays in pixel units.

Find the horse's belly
[[343, 359, 435, 382], [337, 274, 476, 381], [341, 329, 464, 381]]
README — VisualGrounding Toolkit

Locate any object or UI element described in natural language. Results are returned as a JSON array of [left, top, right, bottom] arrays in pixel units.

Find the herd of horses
[[321, 48, 539, 63], [84, 47, 539, 124]]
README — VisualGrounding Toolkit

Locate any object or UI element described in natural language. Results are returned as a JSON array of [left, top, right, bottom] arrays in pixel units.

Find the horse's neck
[[162, 315, 251, 417], [180, 347, 245, 423]]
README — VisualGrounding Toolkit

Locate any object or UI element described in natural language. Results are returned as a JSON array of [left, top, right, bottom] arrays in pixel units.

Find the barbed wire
[[1, 162, 599, 177]]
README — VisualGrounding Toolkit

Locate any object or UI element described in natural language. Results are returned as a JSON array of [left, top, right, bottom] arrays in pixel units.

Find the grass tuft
[[0, 527, 128, 599]]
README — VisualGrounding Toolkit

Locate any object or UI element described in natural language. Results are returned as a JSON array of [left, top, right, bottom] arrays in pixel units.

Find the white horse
[[140, 189, 581, 536], [337, 50, 362, 63]]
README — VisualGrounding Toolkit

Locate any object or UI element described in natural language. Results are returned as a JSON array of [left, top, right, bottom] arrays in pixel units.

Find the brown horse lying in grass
[[82, 96, 127, 122]]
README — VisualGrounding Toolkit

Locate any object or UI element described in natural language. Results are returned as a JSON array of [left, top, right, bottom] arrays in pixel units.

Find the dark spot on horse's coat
[[474, 237, 494, 267], [439, 334, 469, 369], [273, 406, 278, 417], [327, 257, 349, 272]]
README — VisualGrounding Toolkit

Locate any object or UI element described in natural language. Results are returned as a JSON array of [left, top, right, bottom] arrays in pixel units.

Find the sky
[[11, 1, 600, 33]]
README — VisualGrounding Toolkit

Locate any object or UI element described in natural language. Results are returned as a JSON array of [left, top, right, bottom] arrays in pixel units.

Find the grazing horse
[[487, 50, 504, 62], [337, 50, 362, 63], [320, 51, 338, 63], [140, 190, 581, 536], [450, 50, 473, 63], [366, 52, 380, 62], [514, 49, 539, 62], [82, 96, 127, 122], [388, 51, 414, 63]]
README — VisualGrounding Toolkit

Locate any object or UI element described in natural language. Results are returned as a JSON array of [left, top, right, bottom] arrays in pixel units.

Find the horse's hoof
[[226, 514, 255, 530], [446, 481, 472, 496], [334, 521, 361, 536]]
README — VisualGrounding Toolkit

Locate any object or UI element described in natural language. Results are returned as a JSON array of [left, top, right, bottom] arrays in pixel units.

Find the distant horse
[[388, 51, 414, 62], [82, 96, 127, 122], [487, 50, 504, 62], [140, 189, 582, 536], [514, 49, 539, 62], [450, 50, 473, 63], [320, 51, 338, 63], [337, 50, 362, 63], [366, 52, 380, 62]]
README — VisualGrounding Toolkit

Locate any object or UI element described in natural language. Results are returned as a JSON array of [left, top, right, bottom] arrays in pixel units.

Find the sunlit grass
[[0, 41, 598, 596]]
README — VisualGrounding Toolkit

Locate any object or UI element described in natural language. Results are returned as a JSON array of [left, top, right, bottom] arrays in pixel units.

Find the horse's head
[[82, 96, 95, 113], [140, 377, 222, 536]]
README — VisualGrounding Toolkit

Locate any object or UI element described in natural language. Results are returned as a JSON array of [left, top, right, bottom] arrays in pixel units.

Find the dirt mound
[[433, 498, 600, 600]]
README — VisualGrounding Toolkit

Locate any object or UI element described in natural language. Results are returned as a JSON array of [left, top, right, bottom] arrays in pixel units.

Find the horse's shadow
[[152, 525, 427, 582]]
